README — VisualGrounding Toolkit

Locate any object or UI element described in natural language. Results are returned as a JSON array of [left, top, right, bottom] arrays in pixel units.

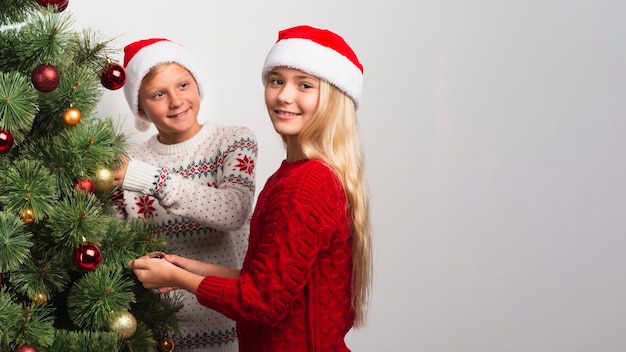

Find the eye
[[269, 78, 283, 86], [152, 91, 164, 99], [300, 83, 313, 89], [180, 82, 189, 89]]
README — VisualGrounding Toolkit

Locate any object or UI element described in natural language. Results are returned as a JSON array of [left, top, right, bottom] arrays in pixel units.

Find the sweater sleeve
[[123, 126, 257, 231], [195, 161, 347, 327]]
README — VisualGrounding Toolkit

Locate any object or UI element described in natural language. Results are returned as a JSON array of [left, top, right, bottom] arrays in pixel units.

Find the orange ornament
[[62, 106, 82, 126], [20, 205, 35, 224], [158, 334, 175, 352], [32, 291, 48, 306]]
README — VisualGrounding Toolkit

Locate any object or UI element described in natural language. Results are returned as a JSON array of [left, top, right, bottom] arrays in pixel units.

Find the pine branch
[[0, 159, 58, 222], [67, 266, 135, 330], [45, 193, 109, 249], [0, 0, 39, 30], [0, 211, 33, 272], [0, 71, 39, 144], [9, 255, 70, 302], [51, 329, 121, 352]]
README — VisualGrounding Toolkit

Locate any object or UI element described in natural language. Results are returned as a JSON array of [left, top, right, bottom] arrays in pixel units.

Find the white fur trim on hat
[[123, 39, 204, 132], [261, 27, 363, 109]]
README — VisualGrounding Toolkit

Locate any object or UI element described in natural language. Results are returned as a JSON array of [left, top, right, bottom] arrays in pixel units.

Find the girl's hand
[[128, 256, 180, 289], [128, 255, 205, 294]]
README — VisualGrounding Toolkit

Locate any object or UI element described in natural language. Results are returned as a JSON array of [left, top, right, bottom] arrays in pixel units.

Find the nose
[[168, 92, 182, 108], [277, 84, 296, 104]]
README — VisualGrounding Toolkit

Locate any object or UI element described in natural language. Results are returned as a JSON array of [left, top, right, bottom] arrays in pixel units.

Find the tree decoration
[[158, 333, 175, 352], [108, 310, 137, 339], [61, 106, 82, 126], [74, 178, 95, 193], [93, 165, 114, 192], [0, 130, 14, 154], [100, 61, 126, 90], [72, 242, 102, 271], [19, 205, 35, 224], [31, 63, 61, 92], [36, 0, 69, 12], [12, 344, 39, 352], [0, 6, 180, 350], [32, 291, 49, 306]]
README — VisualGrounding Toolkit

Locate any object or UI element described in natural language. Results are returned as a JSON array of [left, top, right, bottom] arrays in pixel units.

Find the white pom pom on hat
[[261, 25, 363, 109], [123, 38, 204, 131]]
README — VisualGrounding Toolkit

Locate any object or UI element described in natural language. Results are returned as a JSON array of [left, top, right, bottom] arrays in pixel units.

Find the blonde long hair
[[289, 80, 373, 327]]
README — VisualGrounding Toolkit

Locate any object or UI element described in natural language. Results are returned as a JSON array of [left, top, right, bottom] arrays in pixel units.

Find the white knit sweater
[[118, 122, 257, 351]]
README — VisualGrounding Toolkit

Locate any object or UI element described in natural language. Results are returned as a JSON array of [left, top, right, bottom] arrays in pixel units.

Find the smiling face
[[264, 67, 320, 151], [137, 63, 202, 144]]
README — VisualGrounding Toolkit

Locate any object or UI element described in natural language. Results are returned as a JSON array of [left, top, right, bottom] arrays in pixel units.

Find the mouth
[[168, 109, 188, 119], [275, 109, 300, 119]]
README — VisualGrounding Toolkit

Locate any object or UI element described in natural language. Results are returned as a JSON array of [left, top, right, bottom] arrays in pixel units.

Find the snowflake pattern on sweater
[[117, 122, 257, 352]]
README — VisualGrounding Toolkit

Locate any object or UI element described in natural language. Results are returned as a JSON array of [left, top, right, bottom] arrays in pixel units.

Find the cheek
[[264, 89, 274, 106]]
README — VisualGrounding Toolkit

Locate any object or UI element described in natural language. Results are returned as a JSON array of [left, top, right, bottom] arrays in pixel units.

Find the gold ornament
[[93, 165, 114, 192], [20, 205, 35, 224], [62, 106, 82, 126], [108, 310, 137, 339], [158, 333, 175, 352], [32, 291, 48, 306]]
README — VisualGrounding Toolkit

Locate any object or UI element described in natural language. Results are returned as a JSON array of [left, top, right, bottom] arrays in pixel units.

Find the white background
[[69, 1, 626, 351]]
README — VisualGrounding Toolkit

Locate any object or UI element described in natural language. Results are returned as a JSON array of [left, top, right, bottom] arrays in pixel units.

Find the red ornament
[[12, 344, 38, 352], [72, 242, 102, 271], [100, 62, 126, 90], [0, 130, 14, 154], [31, 64, 61, 92], [36, 0, 69, 12], [74, 178, 95, 193]]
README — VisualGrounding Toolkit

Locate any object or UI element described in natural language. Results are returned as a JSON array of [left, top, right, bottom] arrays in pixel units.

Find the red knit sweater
[[196, 159, 354, 351]]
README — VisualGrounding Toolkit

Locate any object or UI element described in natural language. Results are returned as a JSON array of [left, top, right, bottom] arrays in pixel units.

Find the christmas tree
[[0, 1, 181, 351]]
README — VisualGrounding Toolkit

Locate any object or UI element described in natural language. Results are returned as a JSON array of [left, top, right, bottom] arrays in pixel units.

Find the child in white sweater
[[113, 38, 256, 352]]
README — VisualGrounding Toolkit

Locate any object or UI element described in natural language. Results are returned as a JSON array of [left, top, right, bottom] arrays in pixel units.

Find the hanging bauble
[[12, 344, 39, 352], [108, 310, 137, 339], [72, 242, 102, 271], [0, 130, 14, 154], [32, 291, 48, 306], [20, 205, 35, 224], [61, 106, 82, 126], [100, 62, 127, 90], [93, 165, 114, 192], [31, 63, 61, 92], [74, 178, 95, 193], [157, 333, 175, 352], [36, 0, 69, 12]]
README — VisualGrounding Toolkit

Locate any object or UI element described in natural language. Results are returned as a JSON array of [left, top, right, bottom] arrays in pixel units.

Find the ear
[[138, 106, 146, 117]]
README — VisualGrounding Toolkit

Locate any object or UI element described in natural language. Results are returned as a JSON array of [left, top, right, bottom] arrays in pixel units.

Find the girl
[[128, 25, 372, 351]]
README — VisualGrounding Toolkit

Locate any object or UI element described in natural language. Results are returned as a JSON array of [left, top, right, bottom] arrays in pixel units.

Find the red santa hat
[[123, 38, 204, 131], [261, 25, 363, 109]]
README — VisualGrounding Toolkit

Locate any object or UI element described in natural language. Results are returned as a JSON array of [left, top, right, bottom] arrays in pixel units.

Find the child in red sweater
[[129, 25, 373, 351]]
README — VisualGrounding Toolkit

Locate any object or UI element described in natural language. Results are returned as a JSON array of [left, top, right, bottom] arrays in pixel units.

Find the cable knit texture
[[196, 159, 354, 351], [118, 122, 257, 351]]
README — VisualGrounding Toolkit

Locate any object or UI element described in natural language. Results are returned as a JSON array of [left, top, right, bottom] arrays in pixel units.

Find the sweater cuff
[[196, 276, 228, 308], [122, 158, 160, 194]]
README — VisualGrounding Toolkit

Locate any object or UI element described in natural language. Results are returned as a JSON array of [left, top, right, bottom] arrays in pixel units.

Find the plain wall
[[70, 1, 626, 351]]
